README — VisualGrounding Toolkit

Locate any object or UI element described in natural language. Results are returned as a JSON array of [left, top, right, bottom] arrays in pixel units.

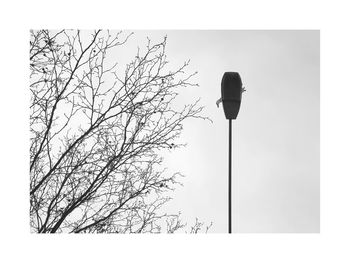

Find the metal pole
[[228, 119, 232, 234]]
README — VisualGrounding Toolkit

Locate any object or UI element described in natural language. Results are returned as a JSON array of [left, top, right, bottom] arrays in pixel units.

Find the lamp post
[[216, 72, 244, 234]]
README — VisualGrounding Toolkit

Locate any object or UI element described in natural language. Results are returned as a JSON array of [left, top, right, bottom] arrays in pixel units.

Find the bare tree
[[30, 30, 209, 233], [188, 218, 213, 234]]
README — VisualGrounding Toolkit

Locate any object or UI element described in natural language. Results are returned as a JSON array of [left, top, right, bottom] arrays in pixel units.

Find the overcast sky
[[97, 30, 320, 233]]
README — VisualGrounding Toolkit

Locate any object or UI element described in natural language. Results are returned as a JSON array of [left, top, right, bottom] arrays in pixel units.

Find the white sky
[[115, 30, 319, 233], [51, 30, 319, 233]]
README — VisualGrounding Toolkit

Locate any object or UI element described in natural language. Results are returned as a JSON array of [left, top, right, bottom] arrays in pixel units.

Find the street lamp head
[[221, 72, 243, 120]]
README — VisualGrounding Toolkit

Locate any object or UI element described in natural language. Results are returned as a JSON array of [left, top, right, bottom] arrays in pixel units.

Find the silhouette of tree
[[30, 30, 209, 233]]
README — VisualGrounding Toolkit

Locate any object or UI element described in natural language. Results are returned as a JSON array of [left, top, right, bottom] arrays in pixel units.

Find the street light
[[216, 72, 245, 233]]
